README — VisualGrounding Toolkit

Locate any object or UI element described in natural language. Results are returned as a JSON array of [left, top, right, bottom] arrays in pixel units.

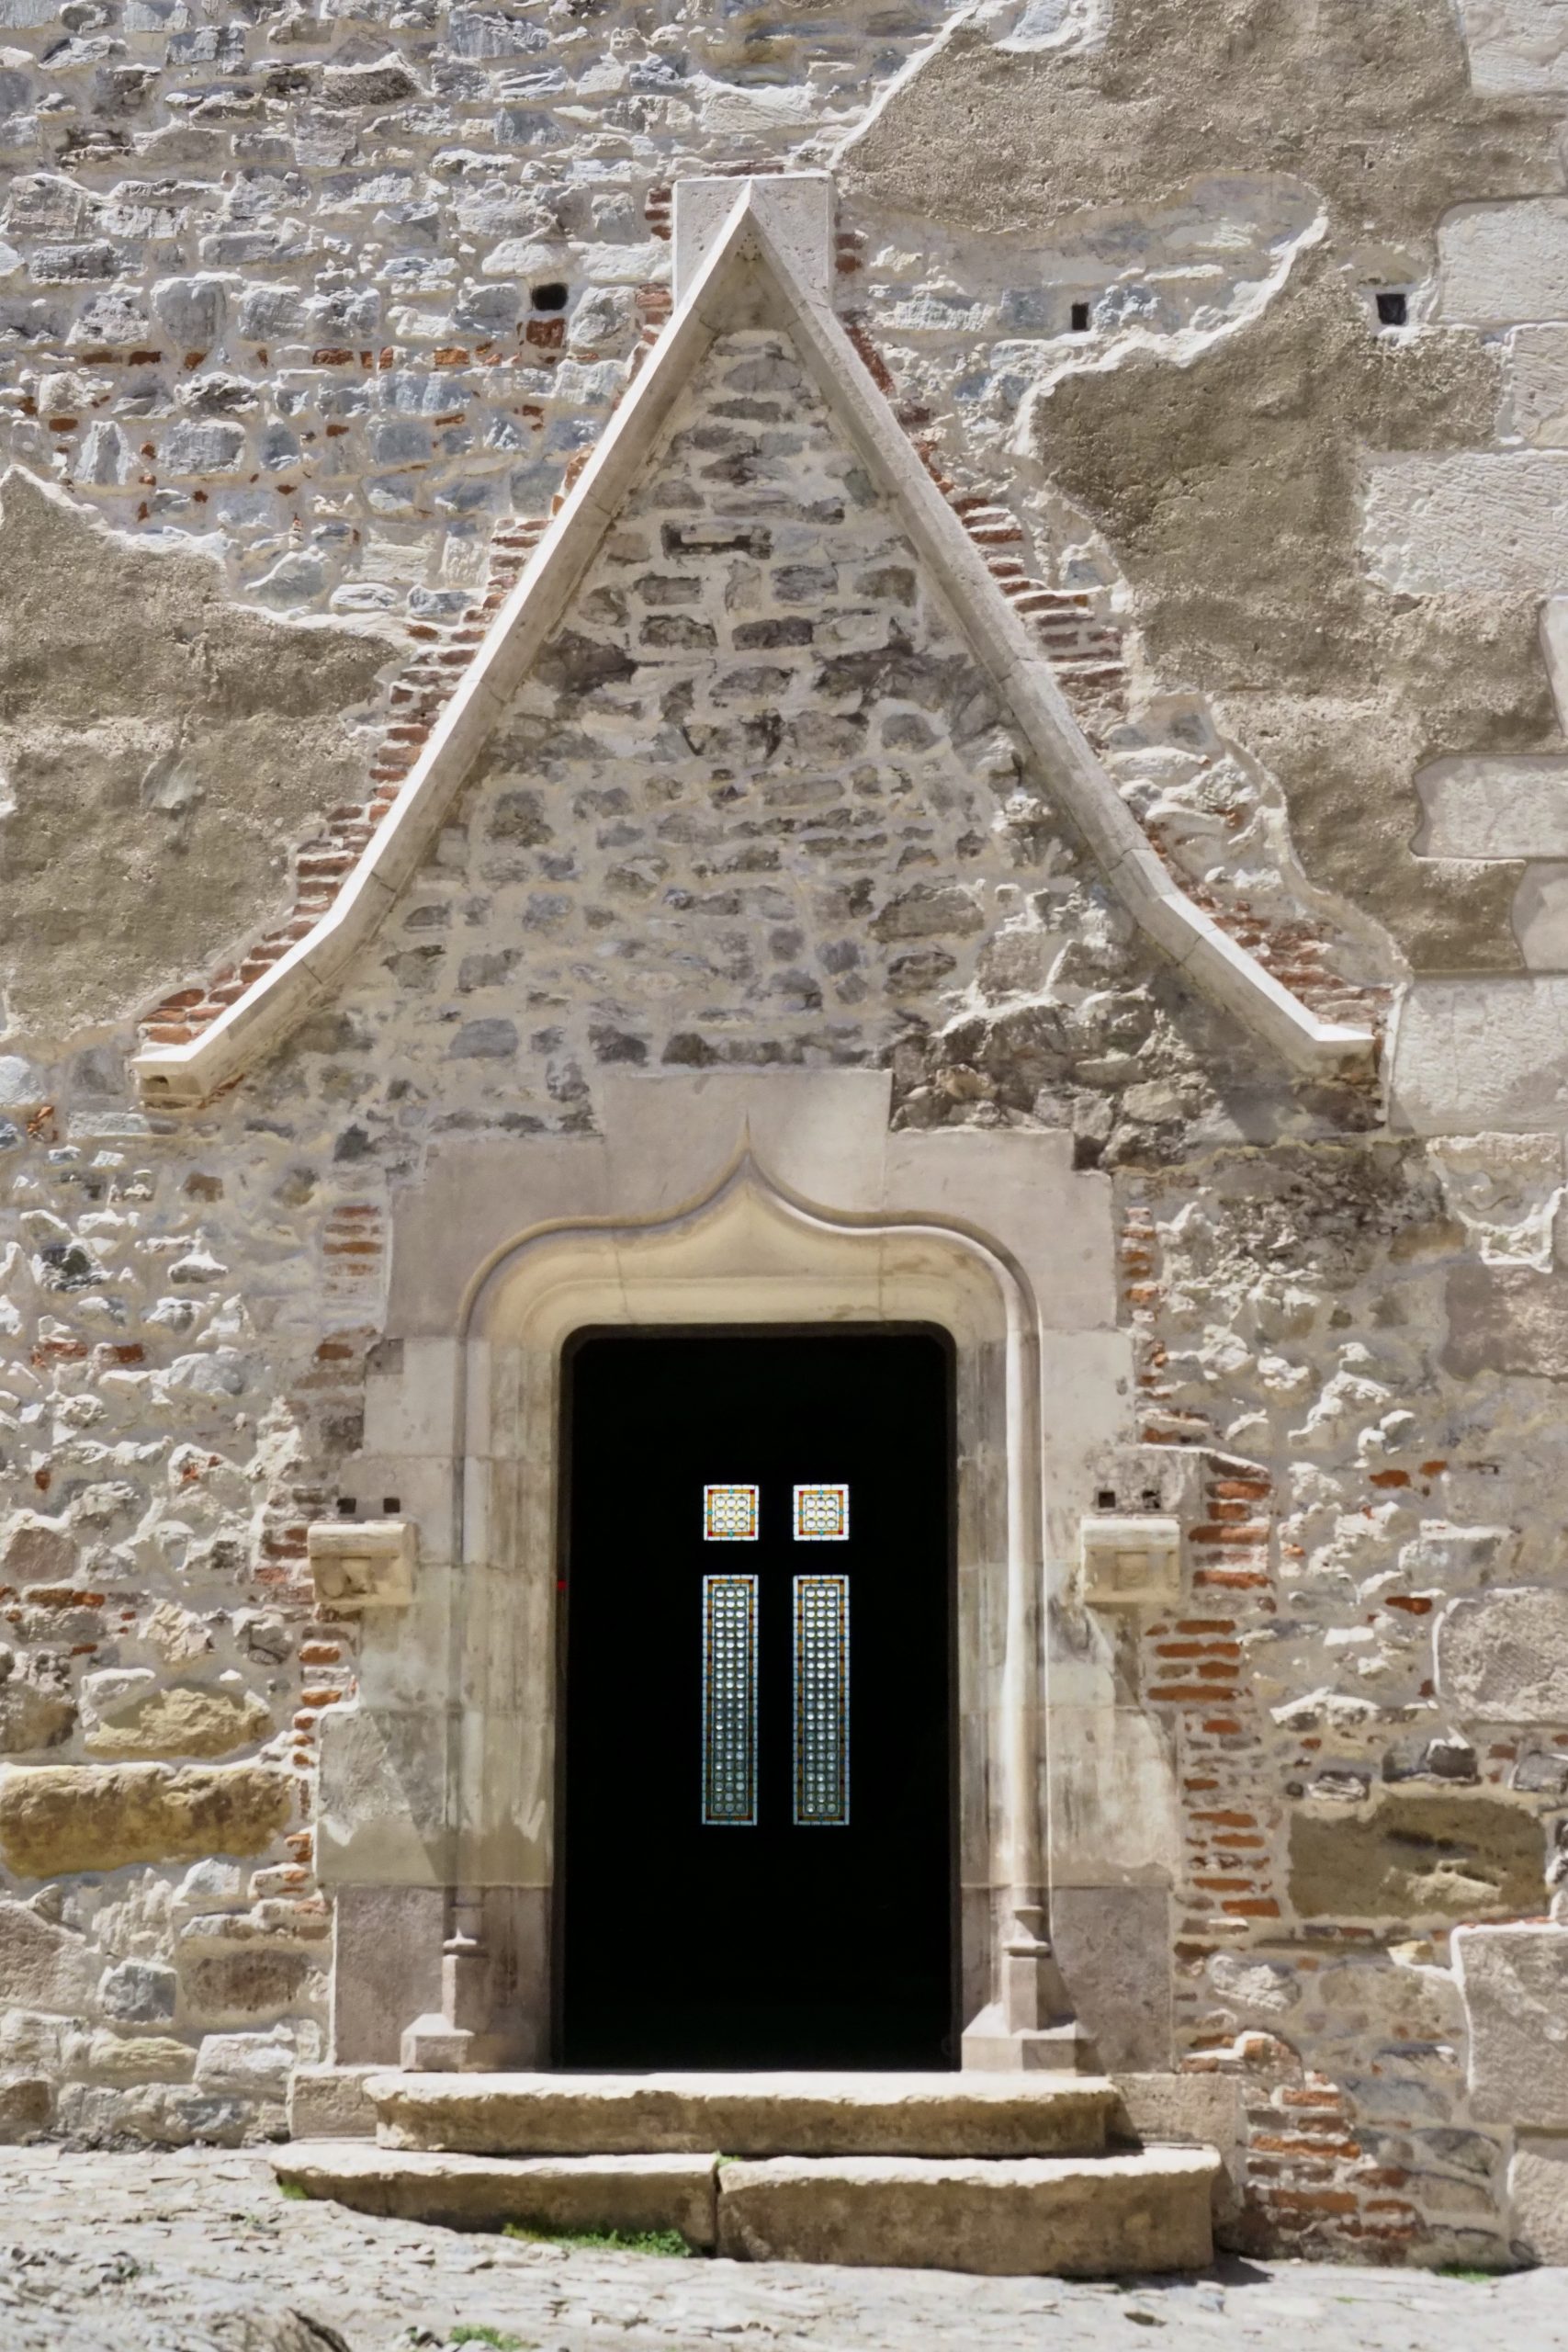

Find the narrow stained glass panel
[[705, 1483, 760, 1542], [702, 1574, 758, 1826], [794, 1482, 849, 1542], [794, 1574, 850, 1826]]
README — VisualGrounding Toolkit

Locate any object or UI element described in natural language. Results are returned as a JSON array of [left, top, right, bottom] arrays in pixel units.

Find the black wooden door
[[558, 1326, 954, 2070]]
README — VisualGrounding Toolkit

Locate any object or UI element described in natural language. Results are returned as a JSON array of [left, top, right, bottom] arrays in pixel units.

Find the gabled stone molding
[[130, 180, 1375, 1107]]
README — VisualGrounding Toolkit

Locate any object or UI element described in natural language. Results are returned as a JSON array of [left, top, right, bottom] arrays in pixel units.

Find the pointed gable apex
[[131, 177, 1374, 1106]]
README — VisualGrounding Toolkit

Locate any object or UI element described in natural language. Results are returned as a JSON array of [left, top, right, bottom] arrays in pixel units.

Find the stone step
[[272, 2139, 1220, 2276], [274, 2143, 719, 2247], [365, 2069, 1119, 2159], [715, 2148, 1220, 2275]]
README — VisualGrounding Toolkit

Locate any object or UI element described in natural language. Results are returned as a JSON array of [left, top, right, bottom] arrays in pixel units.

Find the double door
[[558, 1326, 954, 2069]]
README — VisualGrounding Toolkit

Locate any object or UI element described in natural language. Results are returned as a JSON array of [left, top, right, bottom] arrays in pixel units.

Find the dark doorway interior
[[558, 1325, 955, 2071]]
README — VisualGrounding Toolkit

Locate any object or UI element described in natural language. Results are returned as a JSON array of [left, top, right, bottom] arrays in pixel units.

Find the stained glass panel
[[794, 1573, 850, 1826], [704, 1483, 760, 1542], [794, 1482, 849, 1542], [702, 1574, 758, 1825]]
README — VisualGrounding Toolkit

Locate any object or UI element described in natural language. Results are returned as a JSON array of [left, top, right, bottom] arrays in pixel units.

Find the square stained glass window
[[704, 1483, 760, 1541], [794, 1482, 849, 1542]]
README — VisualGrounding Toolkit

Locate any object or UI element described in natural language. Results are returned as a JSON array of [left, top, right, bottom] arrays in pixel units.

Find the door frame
[[551, 1318, 962, 2068]]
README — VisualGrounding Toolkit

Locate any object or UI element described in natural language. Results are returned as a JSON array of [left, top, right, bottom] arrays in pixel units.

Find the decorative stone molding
[[307, 1519, 416, 1611], [130, 176, 1372, 1108], [1079, 1514, 1183, 1608]]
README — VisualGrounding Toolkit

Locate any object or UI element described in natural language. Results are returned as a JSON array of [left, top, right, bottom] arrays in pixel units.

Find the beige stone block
[[1444, 1259, 1568, 1378], [1051, 1887, 1172, 2073], [1436, 1586, 1568, 1722], [0, 1680, 75, 1756], [714, 2148, 1217, 2275], [1416, 753, 1568, 853], [1290, 1791, 1545, 1922], [83, 1682, 273, 1760], [314, 1706, 450, 1887], [0, 1899, 100, 2014], [178, 1944, 321, 2029], [288, 2064, 380, 2140], [274, 2143, 720, 2245], [1510, 2134, 1568, 2262], [0, 2075, 53, 2141], [367, 2070, 1117, 2159], [0, 1762, 292, 1878], [598, 1069, 892, 1218], [387, 1140, 612, 1333], [886, 1127, 1115, 1332], [80, 2030, 197, 2086], [1454, 1924, 1568, 2127], [1439, 199, 1568, 322]]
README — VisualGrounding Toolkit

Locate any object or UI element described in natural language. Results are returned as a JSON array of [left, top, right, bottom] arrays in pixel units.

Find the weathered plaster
[[842, 0, 1566, 969], [0, 470, 395, 1044]]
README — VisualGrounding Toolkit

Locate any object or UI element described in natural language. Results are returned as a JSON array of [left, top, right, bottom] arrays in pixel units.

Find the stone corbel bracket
[[1079, 1513, 1183, 1609], [307, 1518, 416, 1611]]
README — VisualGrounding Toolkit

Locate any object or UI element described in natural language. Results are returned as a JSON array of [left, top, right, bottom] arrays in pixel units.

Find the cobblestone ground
[[0, 2150, 1564, 2352]]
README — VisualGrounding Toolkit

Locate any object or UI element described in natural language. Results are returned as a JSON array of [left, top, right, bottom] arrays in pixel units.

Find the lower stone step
[[275, 2143, 719, 2248], [364, 2068, 1117, 2159], [716, 2148, 1220, 2275], [273, 2140, 1219, 2277]]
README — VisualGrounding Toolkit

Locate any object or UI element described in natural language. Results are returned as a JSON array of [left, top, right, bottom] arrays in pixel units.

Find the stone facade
[[2, 0, 1568, 2281]]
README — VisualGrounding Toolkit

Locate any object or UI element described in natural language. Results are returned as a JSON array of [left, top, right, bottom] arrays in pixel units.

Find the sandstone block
[[1437, 1587, 1568, 1722], [0, 1681, 75, 1755], [84, 1682, 273, 1760], [714, 2149, 1218, 2276], [274, 2144, 719, 2245], [1290, 1792, 1544, 1922], [80, 2029, 197, 2086], [0, 2075, 52, 2141], [0, 1762, 292, 1878], [288, 2064, 379, 2140], [194, 2030, 294, 2099], [179, 1945, 316, 2028], [1454, 1925, 1568, 2127], [1510, 2135, 1568, 2262], [0, 1898, 100, 2014]]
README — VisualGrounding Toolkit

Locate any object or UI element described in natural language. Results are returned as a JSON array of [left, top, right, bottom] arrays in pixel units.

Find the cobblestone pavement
[[0, 2150, 1564, 2352]]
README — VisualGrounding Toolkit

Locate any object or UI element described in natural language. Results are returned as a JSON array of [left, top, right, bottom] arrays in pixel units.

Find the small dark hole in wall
[[1375, 289, 1409, 328], [1096, 1487, 1117, 1509], [1069, 301, 1091, 334], [337, 1497, 356, 1518], [382, 1495, 401, 1514], [532, 281, 570, 311], [1141, 1488, 1162, 1509]]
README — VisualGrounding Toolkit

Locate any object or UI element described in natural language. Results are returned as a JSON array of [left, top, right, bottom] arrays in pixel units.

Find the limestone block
[[275, 2143, 721, 2244], [331, 1884, 445, 2066], [0, 2010, 68, 2074], [1456, 0, 1568, 95], [83, 1681, 273, 1759], [1416, 755, 1568, 857], [1454, 1925, 1568, 2126], [1510, 326, 1568, 447], [1437, 1587, 1568, 1721], [1289, 1792, 1545, 1922], [1391, 978, 1568, 1135], [178, 1945, 319, 2030], [1361, 454, 1568, 599], [1443, 1259, 1568, 1379], [1510, 2134, 1568, 2261], [305, 1520, 415, 1611], [597, 1069, 892, 1221], [885, 1127, 1116, 1333], [0, 1680, 74, 1755], [1439, 200, 1568, 323], [288, 2064, 380, 2140], [713, 2148, 1217, 2275], [0, 1518, 73, 1582], [194, 2030, 294, 2099], [1078, 1514, 1181, 1606], [0, 1762, 292, 1878], [1051, 1887, 1172, 2072], [0, 1899, 100, 2014], [79, 2030, 197, 2085], [315, 1706, 449, 1886], [1511, 865, 1568, 970], [100, 1959, 177, 2025], [0, 2075, 52, 2141], [673, 172, 833, 306]]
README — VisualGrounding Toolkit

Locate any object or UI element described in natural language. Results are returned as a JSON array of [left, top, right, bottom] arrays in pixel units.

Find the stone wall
[[3, 0, 1568, 2274]]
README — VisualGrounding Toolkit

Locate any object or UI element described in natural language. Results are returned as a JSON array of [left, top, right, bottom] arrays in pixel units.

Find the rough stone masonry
[[3, 0, 1568, 2282]]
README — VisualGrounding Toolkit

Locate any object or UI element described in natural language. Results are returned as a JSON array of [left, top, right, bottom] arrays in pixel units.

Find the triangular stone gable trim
[[130, 185, 1375, 1105]]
